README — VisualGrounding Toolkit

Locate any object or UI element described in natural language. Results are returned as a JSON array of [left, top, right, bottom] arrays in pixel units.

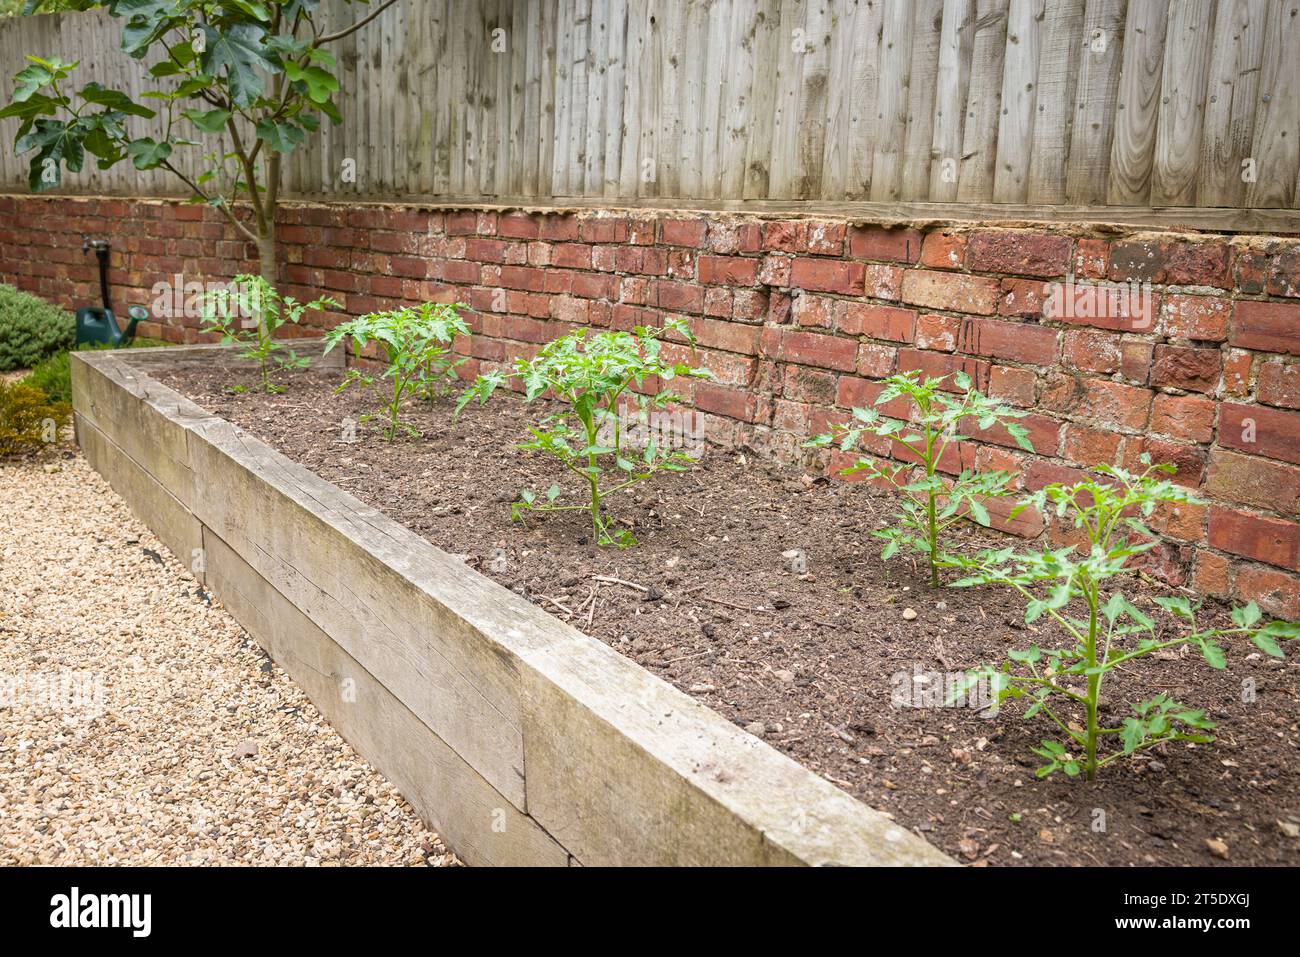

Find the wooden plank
[[930, 0, 978, 201], [1150, 0, 1216, 206], [617, 0, 650, 196], [900, 0, 947, 201], [1028, 0, 1087, 204], [792, 0, 832, 199], [520, 631, 955, 867], [75, 416, 204, 578], [1196, 0, 1266, 207], [583, 0, 608, 196], [765, 0, 807, 199], [1245, 0, 1300, 208], [719, 0, 759, 198], [993, 0, 1047, 202], [601, 0, 629, 197], [201, 528, 569, 868], [697, 0, 729, 198], [870, 0, 913, 201], [741, 0, 784, 199], [956, 0, 1011, 202], [1063, 0, 1125, 204], [1106, 0, 1168, 205]]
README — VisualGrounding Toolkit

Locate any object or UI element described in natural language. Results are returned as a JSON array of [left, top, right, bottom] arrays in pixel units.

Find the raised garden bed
[[128, 343, 1300, 868], [69, 342, 952, 867]]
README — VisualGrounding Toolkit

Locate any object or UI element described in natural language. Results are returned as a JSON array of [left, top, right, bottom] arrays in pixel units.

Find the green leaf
[[1199, 641, 1227, 670], [1231, 602, 1262, 629], [126, 136, 172, 170], [200, 22, 274, 107], [255, 118, 305, 152], [183, 107, 232, 133], [1250, 632, 1285, 659], [284, 61, 339, 104]]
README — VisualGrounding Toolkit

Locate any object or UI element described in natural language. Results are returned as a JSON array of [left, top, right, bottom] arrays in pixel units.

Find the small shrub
[[323, 302, 471, 439], [946, 459, 1298, 780], [0, 283, 75, 372], [0, 380, 68, 456], [457, 318, 712, 546], [806, 370, 1032, 586], [200, 275, 337, 393]]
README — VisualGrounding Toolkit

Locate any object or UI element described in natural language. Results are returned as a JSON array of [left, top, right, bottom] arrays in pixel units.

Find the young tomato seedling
[[323, 301, 470, 439], [456, 318, 712, 546], [200, 274, 337, 394], [946, 459, 1298, 780], [806, 369, 1033, 586]]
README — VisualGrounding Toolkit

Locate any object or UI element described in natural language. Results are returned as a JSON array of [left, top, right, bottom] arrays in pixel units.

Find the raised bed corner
[[70, 343, 954, 867]]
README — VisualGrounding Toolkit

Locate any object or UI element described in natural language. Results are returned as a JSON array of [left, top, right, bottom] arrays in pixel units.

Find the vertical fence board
[[1150, 0, 1215, 207]]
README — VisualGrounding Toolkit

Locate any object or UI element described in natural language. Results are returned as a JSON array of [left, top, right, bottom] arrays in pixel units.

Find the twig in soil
[[591, 575, 649, 592], [701, 594, 762, 612], [661, 648, 717, 666], [539, 596, 574, 617]]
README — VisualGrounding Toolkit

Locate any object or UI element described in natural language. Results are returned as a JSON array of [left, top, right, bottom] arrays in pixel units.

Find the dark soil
[[153, 358, 1300, 867]]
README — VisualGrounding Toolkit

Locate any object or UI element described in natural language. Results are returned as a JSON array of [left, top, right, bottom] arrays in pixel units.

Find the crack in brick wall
[[3, 193, 1297, 616]]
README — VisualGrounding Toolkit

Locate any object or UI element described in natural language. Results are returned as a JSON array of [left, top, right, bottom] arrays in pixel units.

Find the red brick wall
[[3, 193, 1298, 616]]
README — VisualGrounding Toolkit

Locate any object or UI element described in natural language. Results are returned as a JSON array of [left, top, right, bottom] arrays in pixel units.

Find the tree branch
[[316, 0, 398, 44]]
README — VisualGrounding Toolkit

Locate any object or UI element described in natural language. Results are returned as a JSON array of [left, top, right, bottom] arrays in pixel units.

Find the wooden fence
[[2, 1, 1299, 230]]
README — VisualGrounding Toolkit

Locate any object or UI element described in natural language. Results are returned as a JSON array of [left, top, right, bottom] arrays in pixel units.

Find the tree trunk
[[256, 217, 277, 289]]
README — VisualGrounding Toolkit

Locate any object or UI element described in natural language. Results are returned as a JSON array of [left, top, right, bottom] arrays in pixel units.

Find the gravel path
[[0, 448, 457, 866]]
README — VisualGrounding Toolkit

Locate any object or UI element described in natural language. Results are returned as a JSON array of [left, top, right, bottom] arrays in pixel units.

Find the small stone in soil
[[902, 607, 918, 621]]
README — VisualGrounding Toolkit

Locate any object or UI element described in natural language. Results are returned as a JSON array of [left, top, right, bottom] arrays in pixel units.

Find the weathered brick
[[792, 293, 834, 328], [988, 365, 1037, 406], [1062, 329, 1121, 374], [1150, 393, 1216, 442], [1218, 402, 1300, 465], [967, 231, 1072, 278], [1192, 549, 1231, 596], [1061, 423, 1122, 466], [901, 270, 1000, 315], [1040, 374, 1152, 431], [789, 258, 865, 295], [694, 381, 768, 423], [1044, 281, 1158, 331], [1163, 294, 1230, 342], [862, 264, 904, 301], [799, 220, 846, 255], [689, 316, 761, 355], [1123, 437, 1206, 487], [959, 317, 1060, 366], [856, 342, 898, 378], [836, 302, 916, 341], [1208, 507, 1300, 570], [1231, 300, 1300, 356], [849, 225, 922, 263], [1109, 240, 1230, 288], [999, 278, 1050, 317], [1205, 449, 1300, 515], [1150, 344, 1221, 393], [761, 327, 858, 371], [920, 231, 968, 270], [915, 313, 960, 351], [781, 365, 838, 404], [698, 254, 760, 286], [1235, 564, 1300, 618], [1257, 359, 1300, 409], [1074, 239, 1109, 280], [660, 217, 708, 247]]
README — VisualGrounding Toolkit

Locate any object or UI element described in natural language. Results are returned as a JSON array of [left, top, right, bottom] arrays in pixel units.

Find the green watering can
[[75, 238, 150, 348]]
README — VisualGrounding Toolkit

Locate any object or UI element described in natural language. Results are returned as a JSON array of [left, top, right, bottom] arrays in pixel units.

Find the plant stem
[[925, 425, 939, 588], [1084, 580, 1100, 780]]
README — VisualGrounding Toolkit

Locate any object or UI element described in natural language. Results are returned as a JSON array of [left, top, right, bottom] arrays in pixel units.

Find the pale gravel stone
[[0, 448, 459, 867]]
